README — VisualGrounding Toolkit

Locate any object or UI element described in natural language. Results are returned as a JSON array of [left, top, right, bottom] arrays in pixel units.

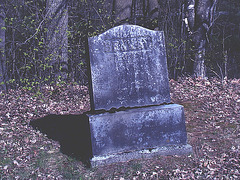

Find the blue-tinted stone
[[88, 25, 171, 111], [88, 104, 188, 157]]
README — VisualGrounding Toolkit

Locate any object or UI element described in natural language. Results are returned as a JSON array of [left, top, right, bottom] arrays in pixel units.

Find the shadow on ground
[[30, 114, 93, 167]]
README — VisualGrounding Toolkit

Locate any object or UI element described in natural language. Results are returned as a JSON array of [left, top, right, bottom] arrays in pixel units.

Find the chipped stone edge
[[90, 144, 193, 167]]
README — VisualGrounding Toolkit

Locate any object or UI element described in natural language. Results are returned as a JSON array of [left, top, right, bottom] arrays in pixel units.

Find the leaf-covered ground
[[0, 77, 239, 179]]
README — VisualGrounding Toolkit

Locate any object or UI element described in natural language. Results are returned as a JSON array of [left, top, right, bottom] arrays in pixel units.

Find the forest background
[[0, 0, 240, 92]]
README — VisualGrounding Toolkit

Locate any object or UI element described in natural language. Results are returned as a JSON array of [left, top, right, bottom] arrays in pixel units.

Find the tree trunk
[[0, 1, 7, 91], [113, 0, 132, 25], [148, 0, 159, 19], [193, 25, 207, 78], [46, 0, 68, 80], [113, 0, 159, 26], [185, 0, 217, 78]]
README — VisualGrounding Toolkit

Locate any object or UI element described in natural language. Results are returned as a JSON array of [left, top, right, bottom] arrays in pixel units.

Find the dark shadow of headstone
[[30, 114, 93, 167]]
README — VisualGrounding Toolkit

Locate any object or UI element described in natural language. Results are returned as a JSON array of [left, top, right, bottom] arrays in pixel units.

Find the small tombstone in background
[[87, 25, 192, 167]]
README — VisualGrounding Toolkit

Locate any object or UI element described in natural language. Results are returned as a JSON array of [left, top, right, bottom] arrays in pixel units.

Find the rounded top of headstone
[[90, 25, 164, 41]]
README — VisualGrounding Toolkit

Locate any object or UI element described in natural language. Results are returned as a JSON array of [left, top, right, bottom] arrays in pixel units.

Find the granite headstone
[[87, 25, 192, 167], [88, 25, 171, 111]]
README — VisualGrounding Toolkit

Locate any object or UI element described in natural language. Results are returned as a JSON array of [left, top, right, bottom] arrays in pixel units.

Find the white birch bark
[[185, 0, 218, 78]]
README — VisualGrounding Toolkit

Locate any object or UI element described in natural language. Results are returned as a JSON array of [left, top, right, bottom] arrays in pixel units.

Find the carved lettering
[[88, 25, 171, 110], [104, 36, 153, 53]]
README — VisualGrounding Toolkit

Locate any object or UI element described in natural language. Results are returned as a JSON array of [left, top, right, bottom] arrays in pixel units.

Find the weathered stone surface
[[88, 25, 171, 111], [88, 104, 188, 157], [87, 25, 192, 167], [91, 144, 193, 167]]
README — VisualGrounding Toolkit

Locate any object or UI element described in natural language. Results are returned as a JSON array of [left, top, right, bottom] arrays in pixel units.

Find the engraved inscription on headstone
[[88, 25, 171, 111], [87, 25, 192, 167]]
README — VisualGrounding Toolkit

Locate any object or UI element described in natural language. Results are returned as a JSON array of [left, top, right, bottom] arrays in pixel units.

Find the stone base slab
[[91, 144, 192, 167], [87, 104, 192, 167]]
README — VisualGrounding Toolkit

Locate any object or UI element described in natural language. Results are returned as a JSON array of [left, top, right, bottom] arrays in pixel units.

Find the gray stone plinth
[[87, 104, 192, 167], [91, 144, 192, 167]]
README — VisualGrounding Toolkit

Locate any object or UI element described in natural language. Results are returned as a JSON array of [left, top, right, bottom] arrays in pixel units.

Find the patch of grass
[[34, 151, 51, 169], [131, 162, 142, 171], [57, 156, 85, 179], [0, 149, 12, 167], [0, 156, 11, 167]]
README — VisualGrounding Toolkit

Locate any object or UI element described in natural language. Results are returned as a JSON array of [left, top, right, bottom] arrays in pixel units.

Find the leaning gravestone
[[87, 25, 192, 167]]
